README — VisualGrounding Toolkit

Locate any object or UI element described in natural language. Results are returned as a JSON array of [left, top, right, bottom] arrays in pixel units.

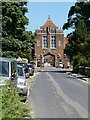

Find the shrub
[[0, 86, 31, 118]]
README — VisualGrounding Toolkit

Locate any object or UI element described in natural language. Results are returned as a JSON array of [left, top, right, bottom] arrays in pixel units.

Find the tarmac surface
[[26, 67, 88, 118]]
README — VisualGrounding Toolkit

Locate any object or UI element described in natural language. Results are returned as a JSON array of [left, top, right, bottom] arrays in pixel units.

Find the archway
[[43, 53, 55, 67]]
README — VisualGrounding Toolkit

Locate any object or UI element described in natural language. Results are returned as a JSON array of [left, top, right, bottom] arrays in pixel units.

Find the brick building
[[34, 16, 69, 68]]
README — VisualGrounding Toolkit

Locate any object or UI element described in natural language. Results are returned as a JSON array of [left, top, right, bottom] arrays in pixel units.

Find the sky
[[25, 2, 76, 37]]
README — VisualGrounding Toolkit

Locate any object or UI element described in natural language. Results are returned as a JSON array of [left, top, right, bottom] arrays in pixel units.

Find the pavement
[[66, 72, 89, 82]]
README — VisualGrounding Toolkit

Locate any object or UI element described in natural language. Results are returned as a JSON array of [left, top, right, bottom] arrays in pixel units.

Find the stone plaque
[[58, 41, 62, 46], [37, 40, 40, 46]]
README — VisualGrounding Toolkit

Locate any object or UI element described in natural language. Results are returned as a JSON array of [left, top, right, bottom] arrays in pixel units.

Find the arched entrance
[[43, 53, 55, 67]]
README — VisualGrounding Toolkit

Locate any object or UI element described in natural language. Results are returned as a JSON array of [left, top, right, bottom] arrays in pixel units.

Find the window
[[43, 36, 48, 48], [0, 61, 9, 77], [51, 36, 56, 48], [17, 66, 24, 76]]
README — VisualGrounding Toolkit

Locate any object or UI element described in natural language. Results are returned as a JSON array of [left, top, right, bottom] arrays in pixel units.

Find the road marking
[[47, 72, 88, 118]]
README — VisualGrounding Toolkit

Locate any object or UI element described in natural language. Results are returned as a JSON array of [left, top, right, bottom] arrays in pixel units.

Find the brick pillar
[[57, 54, 60, 68], [34, 54, 36, 68], [40, 54, 43, 68]]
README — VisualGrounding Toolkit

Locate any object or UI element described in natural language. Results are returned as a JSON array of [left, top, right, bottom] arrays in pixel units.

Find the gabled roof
[[40, 17, 58, 29]]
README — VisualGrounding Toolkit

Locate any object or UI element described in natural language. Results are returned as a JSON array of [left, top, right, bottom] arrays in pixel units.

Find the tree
[[63, 2, 90, 72], [2, 2, 28, 39], [2, 2, 35, 60]]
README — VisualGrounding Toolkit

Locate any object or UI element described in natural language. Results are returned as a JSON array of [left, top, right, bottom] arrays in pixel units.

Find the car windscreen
[[0, 61, 9, 77], [17, 66, 24, 76]]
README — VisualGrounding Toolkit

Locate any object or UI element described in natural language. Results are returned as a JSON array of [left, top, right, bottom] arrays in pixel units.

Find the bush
[[73, 54, 88, 73], [78, 66, 85, 75], [0, 86, 31, 118], [0, 88, 2, 119]]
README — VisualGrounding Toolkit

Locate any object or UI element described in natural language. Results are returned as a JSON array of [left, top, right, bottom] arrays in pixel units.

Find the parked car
[[59, 62, 64, 68], [27, 63, 34, 76], [17, 65, 28, 96], [16, 62, 30, 78], [0, 57, 18, 87]]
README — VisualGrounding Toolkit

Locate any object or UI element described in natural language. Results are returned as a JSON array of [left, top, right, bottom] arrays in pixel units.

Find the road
[[27, 68, 88, 118]]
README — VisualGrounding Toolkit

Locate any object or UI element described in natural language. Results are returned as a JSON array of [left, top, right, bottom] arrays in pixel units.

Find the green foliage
[[73, 54, 88, 73], [2, 36, 23, 52], [0, 86, 31, 118], [63, 2, 90, 73], [0, 87, 2, 119], [2, 2, 28, 38], [2, 2, 35, 60]]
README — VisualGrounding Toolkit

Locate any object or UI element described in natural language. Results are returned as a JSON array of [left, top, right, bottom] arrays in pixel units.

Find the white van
[[0, 57, 18, 87]]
